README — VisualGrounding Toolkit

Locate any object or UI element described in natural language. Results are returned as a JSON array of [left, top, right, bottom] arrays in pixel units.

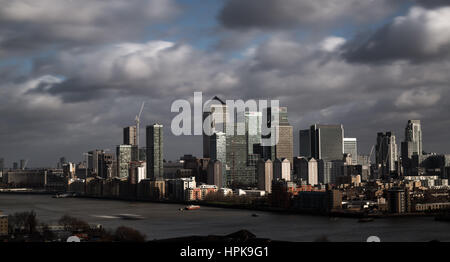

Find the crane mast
[[135, 102, 146, 162]]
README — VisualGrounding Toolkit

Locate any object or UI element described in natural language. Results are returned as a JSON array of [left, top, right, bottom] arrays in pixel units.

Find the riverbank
[[2, 193, 450, 242], [0, 189, 442, 219]]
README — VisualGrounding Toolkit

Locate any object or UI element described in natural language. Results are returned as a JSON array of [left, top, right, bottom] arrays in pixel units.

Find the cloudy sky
[[1, 0, 450, 167]]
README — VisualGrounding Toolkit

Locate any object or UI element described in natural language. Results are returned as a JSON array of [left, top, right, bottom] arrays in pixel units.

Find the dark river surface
[[1, 194, 449, 242]]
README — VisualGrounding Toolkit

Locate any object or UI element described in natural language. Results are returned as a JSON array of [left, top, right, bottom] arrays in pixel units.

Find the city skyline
[[2, 0, 450, 167], [0, 112, 433, 171]]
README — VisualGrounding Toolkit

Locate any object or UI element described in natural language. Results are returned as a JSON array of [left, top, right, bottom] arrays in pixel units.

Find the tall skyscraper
[[207, 160, 223, 188], [245, 111, 262, 166], [210, 132, 226, 183], [123, 126, 137, 146], [299, 129, 311, 157], [401, 120, 423, 176], [404, 120, 423, 156], [264, 107, 293, 166], [88, 149, 104, 175], [116, 145, 132, 179], [19, 159, 26, 170], [376, 132, 398, 178], [226, 123, 255, 186], [146, 124, 164, 180], [257, 159, 273, 193], [318, 159, 344, 185], [98, 152, 114, 179], [343, 138, 358, 165], [276, 128, 293, 162], [310, 124, 344, 161], [0, 158, 4, 171], [203, 96, 228, 158]]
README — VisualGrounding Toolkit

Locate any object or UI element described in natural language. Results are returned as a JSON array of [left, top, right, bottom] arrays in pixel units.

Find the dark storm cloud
[[28, 78, 110, 103], [415, 0, 450, 8], [343, 6, 450, 63], [0, 0, 180, 56], [3, 32, 450, 165], [31, 41, 238, 102], [218, 0, 403, 30], [3, 1, 450, 166], [223, 34, 450, 155]]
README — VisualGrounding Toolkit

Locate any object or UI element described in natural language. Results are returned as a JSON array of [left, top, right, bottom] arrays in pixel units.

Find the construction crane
[[135, 102, 146, 161], [368, 145, 375, 165], [364, 145, 375, 180], [23, 159, 28, 170]]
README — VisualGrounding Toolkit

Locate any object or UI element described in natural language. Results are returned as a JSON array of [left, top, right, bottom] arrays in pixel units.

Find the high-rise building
[[299, 129, 311, 157], [207, 160, 223, 188], [343, 138, 358, 165], [210, 132, 226, 184], [401, 120, 423, 176], [88, 149, 104, 175], [318, 160, 344, 185], [203, 96, 228, 158], [273, 158, 291, 181], [138, 148, 146, 162], [57, 157, 66, 169], [19, 159, 26, 170], [274, 107, 293, 166], [13, 162, 18, 170], [404, 120, 423, 157], [310, 124, 344, 161], [116, 145, 132, 179], [357, 155, 370, 166], [297, 157, 319, 186], [376, 132, 398, 179], [260, 107, 293, 166], [146, 124, 164, 180], [257, 159, 273, 193], [123, 126, 137, 146], [226, 123, 255, 186], [98, 152, 114, 179], [0, 158, 4, 171], [245, 111, 262, 167]]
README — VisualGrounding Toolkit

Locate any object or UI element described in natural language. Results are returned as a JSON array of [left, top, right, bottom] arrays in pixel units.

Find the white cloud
[[320, 37, 346, 52], [345, 6, 450, 62], [395, 88, 441, 108]]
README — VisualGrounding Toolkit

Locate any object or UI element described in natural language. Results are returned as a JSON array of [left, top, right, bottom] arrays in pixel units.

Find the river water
[[1, 194, 449, 242]]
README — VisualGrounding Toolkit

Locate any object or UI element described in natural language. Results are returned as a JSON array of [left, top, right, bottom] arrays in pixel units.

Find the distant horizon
[[1, 117, 444, 169], [2, 0, 450, 166]]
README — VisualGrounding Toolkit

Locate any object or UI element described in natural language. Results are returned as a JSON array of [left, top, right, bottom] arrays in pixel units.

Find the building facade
[[297, 157, 319, 186], [274, 107, 293, 167], [146, 124, 164, 180], [123, 125, 137, 146], [116, 145, 132, 179], [343, 138, 358, 165], [273, 158, 291, 182], [257, 159, 273, 193], [376, 132, 398, 178], [299, 129, 311, 157], [402, 120, 423, 176], [310, 124, 344, 161], [207, 160, 223, 188]]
